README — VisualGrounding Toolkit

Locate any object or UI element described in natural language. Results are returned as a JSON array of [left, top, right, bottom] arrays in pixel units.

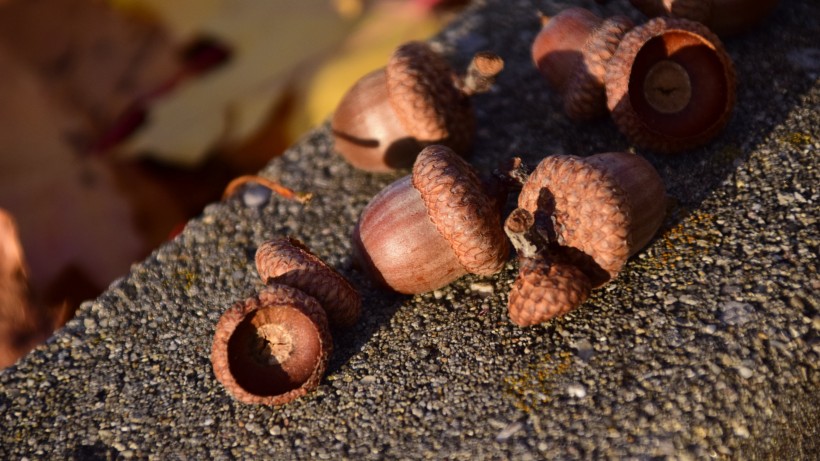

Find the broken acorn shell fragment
[[255, 237, 361, 328], [211, 284, 332, 406], [531, 8, 634, 120], [352, 144, 510, 294], [331, 41, 503, 172], [628, 0, 781, 37], [518, 152, 666, 288], [605, 17, 736, 153]]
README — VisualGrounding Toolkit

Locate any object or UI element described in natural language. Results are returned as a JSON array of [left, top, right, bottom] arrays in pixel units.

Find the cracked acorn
[[212, 237, 360, 405], [352, 144, 509, 294], [532, 8, 736, 153], [331, 41, 503, 172], [507, 152, 666, 326]]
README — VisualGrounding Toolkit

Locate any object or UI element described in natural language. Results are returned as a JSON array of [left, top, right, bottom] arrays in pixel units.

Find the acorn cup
[[211, 284, 332, 406], [628, 0, 781, 37], [507, 152, 666, 326], [605, 17, 737, 153], [331, 41, 503, 172]]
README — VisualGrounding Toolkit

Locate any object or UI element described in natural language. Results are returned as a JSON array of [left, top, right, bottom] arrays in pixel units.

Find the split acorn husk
[[331, 41, 503, 172], [211, 284, 332, 406], [605, 17, 736, 153], [628, 0, 781, 37], [508, 152, 666, 326], [352, 144, 510, 294]]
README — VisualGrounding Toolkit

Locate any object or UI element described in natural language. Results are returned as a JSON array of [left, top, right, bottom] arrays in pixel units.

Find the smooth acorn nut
[[211, 284, 332, 406], [531, 8, 634, 121], [352, 144, 510, 294], [605, 17, 736, 153], [331, 41, 504, 172], [517, 152, 666, 288], [628, 0, 781, 37], [255, 236, 361, 328]]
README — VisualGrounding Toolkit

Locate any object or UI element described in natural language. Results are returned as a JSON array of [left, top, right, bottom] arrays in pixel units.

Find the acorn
[[255, 236, 361, 328], [351, 144, 510, 294], [605, 17, 736, 153], [531, 8, 635, 120], [331, 41, 504, 172], [628, 0, 781, 37], [505, 152, 666, 326], [211, 284, 332, 406]]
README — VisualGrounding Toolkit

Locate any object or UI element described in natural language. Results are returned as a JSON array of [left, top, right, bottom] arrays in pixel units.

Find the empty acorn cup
[[605, 17, 736, 153], [211, 284, 332, 406]]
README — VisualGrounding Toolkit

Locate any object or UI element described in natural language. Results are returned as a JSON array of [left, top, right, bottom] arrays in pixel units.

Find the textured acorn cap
[[255, 237, 361, 328], [605, 17, 736, 153], [412, 145, 510, 276], [508, 256, 592, 327], [210, 284, 331, 406], [386, 41, 474, 152], [518, 152, 665, 287]]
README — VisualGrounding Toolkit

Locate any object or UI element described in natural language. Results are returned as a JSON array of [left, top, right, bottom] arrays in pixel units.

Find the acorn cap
[[412, 145, 510, 276], [386, 41, 474, 152], [508, 256, 592, 327], [211, 284, 332, 406], [518, 154, 645, 286], [605, 17, 736, 153], [255, 237, 361, 329]]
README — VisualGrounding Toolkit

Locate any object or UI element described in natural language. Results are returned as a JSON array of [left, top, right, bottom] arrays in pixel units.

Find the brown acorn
[[255, 237, 361, 328], [331, 41, 504, 172], [605, 17, 736, 153], [517, 152, 666, 288], [351, 144, 510, 294], [531, 8, 634, 120], [211, 284, 332, 406], [628, 0, 781, 37]]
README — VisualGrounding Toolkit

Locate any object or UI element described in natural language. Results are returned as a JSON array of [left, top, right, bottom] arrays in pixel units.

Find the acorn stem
[[504, 208, 548, 260], [458, 51, 504, 96]]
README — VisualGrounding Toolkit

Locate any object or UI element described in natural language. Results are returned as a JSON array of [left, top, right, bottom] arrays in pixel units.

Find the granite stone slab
[[1, 0, 818, 459]]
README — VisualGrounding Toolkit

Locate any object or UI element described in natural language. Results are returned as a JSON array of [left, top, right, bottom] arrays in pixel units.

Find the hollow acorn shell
[[605, 17, 736, 153], [255, 237, 361, 329], [518, 152, 665, 287], [211, 284, 332, 406]]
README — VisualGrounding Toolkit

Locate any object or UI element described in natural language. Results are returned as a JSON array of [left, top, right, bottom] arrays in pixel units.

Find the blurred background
[[0, 0, 470, 368]]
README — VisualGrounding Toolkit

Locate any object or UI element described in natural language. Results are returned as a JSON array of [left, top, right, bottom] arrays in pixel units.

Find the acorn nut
[[255, 237, 361, 329], [628, 0, 781, 37], [352, 144, 510, 294], [211, 284, 332, 406], [332, 41, 504, 172], [531, 8, 634, 121], [605, 17, 736, 153], [506, 152, 665, 326]]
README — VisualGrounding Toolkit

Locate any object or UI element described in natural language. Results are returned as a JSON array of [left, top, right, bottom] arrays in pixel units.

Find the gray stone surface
[[2, 0, 818, 459]]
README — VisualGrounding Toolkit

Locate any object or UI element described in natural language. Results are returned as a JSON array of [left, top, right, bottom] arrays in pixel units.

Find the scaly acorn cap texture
[[412, 145, 510, 276], [508, 255, 592, 327], [255, 237, 361, 329], [211, 284, 332, 406], [386, 41, 474, 153], [605, 17, 736, 153], [518, 152, 665, 287]]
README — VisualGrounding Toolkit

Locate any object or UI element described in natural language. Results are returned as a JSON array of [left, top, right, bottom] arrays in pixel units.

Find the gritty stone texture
[[1, 0, 818, 459]]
